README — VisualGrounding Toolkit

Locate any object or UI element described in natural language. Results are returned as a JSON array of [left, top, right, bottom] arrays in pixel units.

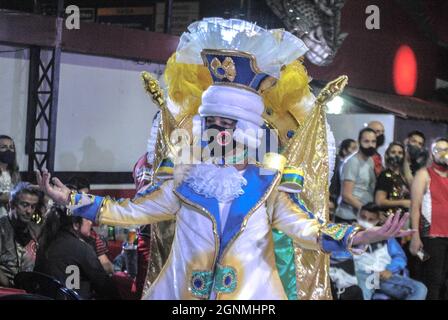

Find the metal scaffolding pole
[[25, 0, 64, 176]]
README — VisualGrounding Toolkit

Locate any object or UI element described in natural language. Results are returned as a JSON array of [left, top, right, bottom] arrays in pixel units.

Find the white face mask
[[357, 219, 377, 230]]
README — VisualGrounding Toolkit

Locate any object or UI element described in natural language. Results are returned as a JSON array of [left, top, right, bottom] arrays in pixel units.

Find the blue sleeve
[[321, 225, 357, 253], [69, 181, 164, 222], [70, 193, 105, 222], [386, 238, 407, 274], [288, 193, 359, 253]]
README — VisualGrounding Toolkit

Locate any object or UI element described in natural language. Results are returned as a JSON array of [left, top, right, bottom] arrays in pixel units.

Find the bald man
[[368, 121, 385, 176]]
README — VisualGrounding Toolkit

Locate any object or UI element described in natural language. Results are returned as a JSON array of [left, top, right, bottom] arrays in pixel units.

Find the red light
[[393, 45, 417, 96]]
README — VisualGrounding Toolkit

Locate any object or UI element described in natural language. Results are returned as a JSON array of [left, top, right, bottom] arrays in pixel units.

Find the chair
[[14, 271, 82, 300]]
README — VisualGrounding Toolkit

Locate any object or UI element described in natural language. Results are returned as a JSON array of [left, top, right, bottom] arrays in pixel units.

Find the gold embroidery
[[320, 223, 350, 241]]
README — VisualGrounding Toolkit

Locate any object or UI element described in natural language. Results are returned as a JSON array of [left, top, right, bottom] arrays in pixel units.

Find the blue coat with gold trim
[[69, 164, 358, 300]]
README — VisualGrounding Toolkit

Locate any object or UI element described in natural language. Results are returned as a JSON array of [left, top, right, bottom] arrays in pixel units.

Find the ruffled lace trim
[[184, 164, 247, 202]]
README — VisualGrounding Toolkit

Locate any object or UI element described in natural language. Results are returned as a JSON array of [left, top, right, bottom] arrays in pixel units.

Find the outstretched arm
[[272, 191, 414, 253], [36, 170, 180, 227]]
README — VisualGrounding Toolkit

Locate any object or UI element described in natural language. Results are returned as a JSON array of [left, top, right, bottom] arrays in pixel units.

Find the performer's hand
[[352, 212, 416, 246], [36, 169, 71, 205]]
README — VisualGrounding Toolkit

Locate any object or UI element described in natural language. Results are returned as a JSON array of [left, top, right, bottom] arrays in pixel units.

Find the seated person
[[34, 205, 119, 299], [354, 203, 427, 300], [66, 180, 114, 275], [330, 250, 363, 300], [0, 182, 45, 287]]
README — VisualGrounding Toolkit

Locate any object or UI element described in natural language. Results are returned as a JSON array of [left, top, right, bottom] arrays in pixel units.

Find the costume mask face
[[204, 117, 238, 159]]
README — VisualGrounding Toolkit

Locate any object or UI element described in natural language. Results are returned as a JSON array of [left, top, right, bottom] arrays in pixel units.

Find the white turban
[[198, 85, 264, 147]]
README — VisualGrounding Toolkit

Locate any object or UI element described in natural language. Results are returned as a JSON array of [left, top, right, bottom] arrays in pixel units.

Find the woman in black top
[[375, 142, 411, 217], [35, 206, 120, 299]]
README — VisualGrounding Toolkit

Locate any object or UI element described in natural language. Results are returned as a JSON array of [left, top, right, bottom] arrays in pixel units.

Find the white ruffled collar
[[184, 164, 247, 202]]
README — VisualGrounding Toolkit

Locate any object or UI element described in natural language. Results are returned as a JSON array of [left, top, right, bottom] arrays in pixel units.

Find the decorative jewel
[[210, 57, 237, 82], [190, 271, 213, 298], [214, 265, 237, 294], [287, 130, 295, 139]]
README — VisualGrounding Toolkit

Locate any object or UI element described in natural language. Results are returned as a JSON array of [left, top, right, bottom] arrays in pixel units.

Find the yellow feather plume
[[164, 53, 212, 120], [262, 60, 311, 123]]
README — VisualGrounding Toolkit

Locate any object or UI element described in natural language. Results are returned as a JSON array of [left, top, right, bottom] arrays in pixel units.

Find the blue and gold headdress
[[175, 18, 309, 147]]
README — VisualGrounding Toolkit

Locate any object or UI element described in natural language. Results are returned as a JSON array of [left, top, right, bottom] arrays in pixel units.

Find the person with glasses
[[410, 138, 448, 299], [0, 182, 45, 287]]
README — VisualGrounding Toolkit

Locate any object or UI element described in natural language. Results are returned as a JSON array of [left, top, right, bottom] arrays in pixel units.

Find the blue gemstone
[[287, 130, 295, 138], [224, 275, 232, 286], [217, 67, 225, 75], [194, 279, 203, 288]]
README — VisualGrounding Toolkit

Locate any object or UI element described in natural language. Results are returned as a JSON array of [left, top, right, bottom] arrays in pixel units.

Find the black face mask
[[360, 146, 376, 157], [407, 144, 422, 160], [376, 134, 385, 148], [386, 155, 404, 167], [205, 124, 236, 158], [407, 144, 429, 173], [0, 150, 15, 165]]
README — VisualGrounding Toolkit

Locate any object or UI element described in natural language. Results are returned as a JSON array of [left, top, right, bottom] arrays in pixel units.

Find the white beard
[[183, 164, 247, 202]]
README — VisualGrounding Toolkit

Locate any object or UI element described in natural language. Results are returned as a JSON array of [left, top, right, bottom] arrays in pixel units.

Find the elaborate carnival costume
[[68, 18, 362, 300]]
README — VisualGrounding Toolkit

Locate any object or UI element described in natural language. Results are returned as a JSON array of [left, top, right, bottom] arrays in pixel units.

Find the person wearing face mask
[[367, 121, 386, 177], [35, 205, 120, 299], [335, 128, 377, 223], [410, 137, 448, 300], [375, 142, 410, 219], [354, 203, 427, 300], [403, 131, 429, 185], [0, 135, 21, 218], [329, 139, 358, 214], [0, 182, 44, 287]]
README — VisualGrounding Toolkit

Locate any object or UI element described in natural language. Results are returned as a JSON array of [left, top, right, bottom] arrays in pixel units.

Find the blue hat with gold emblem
[[175, 18, 308, 147]]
